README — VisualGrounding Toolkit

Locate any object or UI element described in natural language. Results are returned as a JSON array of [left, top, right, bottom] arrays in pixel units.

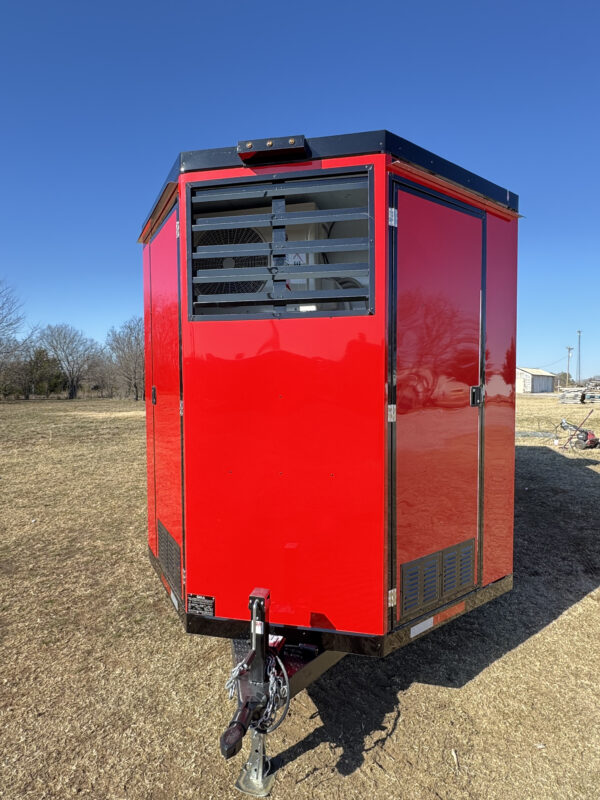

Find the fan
[[194, 227, 268, 296]]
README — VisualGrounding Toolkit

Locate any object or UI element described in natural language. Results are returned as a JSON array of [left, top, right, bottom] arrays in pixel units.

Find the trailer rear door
[[392, 182, 485, 623]]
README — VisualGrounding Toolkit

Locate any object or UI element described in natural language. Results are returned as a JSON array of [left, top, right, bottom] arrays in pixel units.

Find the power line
[[538, 355, 569, 368]]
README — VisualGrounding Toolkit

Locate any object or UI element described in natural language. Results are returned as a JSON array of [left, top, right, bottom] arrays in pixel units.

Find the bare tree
[[106, 316, 145, 400], [87, 349, 118, 398], [0, 279, 24, 341], [0, 280, 25, 368], [39, 324, 99, 399]]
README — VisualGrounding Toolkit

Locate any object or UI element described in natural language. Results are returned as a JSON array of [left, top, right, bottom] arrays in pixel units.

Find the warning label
[[187, 594, 215, 616]]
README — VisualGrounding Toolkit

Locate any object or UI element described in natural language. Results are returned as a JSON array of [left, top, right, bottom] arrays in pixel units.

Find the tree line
[[0, 280, 144, 400]]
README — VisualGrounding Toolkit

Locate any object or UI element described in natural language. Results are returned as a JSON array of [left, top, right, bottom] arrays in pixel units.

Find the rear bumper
[[149, 547, 512, 658]]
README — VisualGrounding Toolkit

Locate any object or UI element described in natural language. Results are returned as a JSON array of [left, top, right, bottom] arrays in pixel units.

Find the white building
[[516, 367, 556, 394]]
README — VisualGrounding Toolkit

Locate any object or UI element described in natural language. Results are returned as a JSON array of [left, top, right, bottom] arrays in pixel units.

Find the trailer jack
[[220, 588, 344, 796]]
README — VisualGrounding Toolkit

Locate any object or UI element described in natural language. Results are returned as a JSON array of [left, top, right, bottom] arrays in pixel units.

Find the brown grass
[[1, 396, 599, 799]]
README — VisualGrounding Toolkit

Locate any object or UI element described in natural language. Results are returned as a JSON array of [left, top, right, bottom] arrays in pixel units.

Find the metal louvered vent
[[187, 168, 373, 320], [401, 539, 475, 619], [157, 520, 182, 599], [442, 549, 459, 595]]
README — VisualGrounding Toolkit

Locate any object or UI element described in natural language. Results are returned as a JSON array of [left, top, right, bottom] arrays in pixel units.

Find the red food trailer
[[139, 131, 518, 795]]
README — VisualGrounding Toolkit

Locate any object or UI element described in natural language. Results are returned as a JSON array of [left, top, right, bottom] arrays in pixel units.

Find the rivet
[[266, 140, 273, 147], [246, 141, 253, 149], [288, 137, 295, 145]]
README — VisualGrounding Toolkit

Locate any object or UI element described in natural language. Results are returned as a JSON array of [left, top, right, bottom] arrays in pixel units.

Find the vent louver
[[157, 520, 182, 599], [400, 539, 475, 620], [187, 169, 373, 320]]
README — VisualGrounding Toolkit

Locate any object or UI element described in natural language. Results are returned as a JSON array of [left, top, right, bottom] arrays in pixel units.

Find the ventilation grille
[[157, 520, 182, 599], [187, 170, 373, 320], [401, 539, 475, 618]]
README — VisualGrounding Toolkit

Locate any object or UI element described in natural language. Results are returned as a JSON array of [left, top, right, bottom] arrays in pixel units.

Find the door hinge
[[179, 399, 184, 416], [470, 385, 485, 407], [388, 588, 397, 608], [387, 404, 396, 423], [151, 386, 157, 405], [388, 207, 398, 227], [175, 220, 180, 238]]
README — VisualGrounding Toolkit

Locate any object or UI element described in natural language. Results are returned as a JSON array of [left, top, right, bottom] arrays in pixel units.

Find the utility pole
[[566, 346, 573, 386], [577, 330, 582, 385]]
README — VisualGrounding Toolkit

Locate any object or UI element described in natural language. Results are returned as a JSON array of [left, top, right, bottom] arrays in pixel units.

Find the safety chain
[[254, 654, 288, 732], [225, 658, 249, 700], [225, 653, 289, 732]]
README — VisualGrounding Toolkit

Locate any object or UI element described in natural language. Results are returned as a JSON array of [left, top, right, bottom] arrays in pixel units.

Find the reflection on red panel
[[483, 214, 518, 585], [148, 211, 183, 565], [180, 156, 388, 636], [143, 244, 157, 555], [395, 190, 483, 615]]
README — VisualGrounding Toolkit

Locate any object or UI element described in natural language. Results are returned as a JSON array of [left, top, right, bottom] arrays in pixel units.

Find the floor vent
[[401, 539, 475, 618], [157, 519, 182, 599]]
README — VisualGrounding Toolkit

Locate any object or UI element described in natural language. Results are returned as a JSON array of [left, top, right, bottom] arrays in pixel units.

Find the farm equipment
[[557, 413, 599, 450], [139, 131, 519, 795]]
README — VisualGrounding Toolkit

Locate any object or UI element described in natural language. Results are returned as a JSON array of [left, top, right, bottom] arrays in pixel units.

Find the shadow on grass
[[274, 446, 600, 777]]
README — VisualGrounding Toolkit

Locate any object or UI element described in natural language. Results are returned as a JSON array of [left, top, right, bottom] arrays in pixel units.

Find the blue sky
[[1, 0, 598, 376]]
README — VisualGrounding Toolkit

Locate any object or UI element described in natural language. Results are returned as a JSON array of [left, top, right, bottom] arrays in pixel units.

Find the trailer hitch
[[220, 589, 278, 796], [220, 588, 344, 796]]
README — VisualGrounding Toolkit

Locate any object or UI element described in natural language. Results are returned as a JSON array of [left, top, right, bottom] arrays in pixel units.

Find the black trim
[[176, 203, 186, 596], [149, 544, 511, 658], [478, 214, 487, 586], [140, 130, 518, 235], [147, 244, 157, 545], [382, 574, 512, 656], [387, 176, 397, 632]]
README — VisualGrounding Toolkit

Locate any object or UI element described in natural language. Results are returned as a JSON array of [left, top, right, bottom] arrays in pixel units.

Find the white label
[[284, 252, 307, 266], [410, 617, 434, 638], [253, 620, 264, 635], [170, 590, 179, 611], [299, 304, 317, 312]]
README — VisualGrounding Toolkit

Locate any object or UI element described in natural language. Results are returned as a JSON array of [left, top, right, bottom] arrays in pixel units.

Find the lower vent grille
[[157, 519, 182, 599], [401, 539, 475, 618]]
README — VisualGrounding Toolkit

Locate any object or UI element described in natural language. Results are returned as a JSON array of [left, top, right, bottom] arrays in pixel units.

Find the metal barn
[[516, 367, 555, 393], [140, 130, 519, 795]]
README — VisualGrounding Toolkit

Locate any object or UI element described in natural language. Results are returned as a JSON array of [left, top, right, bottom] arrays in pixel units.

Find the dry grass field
[[1, 395, 599, 800]]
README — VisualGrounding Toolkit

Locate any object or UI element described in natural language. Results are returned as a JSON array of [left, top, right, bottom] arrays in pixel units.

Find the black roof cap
[[141, 130, 518, 235]]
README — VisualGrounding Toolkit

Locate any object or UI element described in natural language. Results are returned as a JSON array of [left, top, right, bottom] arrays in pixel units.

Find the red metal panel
[[483, 215, 518, 585], [395, 190, 483, 617], [181, 155, 388, 636], [148, 210, 184, 579], [143, 243, 157, 555]]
